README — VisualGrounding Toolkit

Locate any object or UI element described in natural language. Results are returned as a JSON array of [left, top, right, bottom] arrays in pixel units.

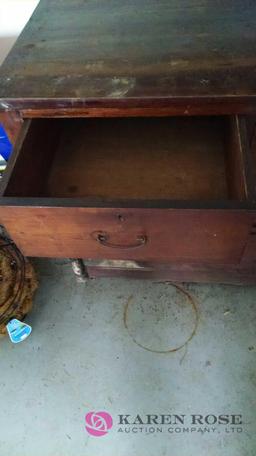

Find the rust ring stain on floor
[[123, 283, 199, 354]]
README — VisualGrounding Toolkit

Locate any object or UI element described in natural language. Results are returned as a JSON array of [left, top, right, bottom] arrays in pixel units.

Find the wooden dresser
[[0, 0, 256, 283]]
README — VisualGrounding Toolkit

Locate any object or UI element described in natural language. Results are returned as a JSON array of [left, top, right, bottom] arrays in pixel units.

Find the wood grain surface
[[44, 117, 228, 201], [0, 206, 252, 263], [0, 0, 256, 114], [86, 261, 256, 285]]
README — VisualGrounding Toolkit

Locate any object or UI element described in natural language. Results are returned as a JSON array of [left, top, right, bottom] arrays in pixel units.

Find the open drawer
[[0, 115, 255, 263]]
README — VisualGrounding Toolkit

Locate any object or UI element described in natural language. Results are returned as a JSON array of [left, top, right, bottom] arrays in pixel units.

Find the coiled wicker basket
[[0, 236, 38, 336]]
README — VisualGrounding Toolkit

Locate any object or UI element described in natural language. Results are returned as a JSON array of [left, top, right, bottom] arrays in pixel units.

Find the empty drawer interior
[[1, 116, 252, 201]]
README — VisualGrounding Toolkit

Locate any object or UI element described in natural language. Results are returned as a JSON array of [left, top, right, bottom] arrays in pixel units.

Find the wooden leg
[[71, 259, 88, 283]]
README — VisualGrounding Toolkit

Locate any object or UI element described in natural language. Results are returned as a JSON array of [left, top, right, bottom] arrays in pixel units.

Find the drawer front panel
[[0, 206, 252, 264]]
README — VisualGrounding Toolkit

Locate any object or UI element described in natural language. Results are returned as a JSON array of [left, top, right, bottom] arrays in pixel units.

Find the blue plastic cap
[[0, 123, 12, 161]]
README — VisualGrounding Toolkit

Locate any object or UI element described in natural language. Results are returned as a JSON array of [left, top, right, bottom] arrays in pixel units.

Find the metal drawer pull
[[94, 232, 147, 250]]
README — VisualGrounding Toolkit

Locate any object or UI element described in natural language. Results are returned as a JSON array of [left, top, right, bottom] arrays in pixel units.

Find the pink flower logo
[[85, 411, 113, 437]]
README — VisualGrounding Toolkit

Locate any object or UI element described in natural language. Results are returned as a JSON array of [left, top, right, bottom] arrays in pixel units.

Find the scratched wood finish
[[0, 206, 253, 263], [86, 262, 256, 285], [0, 0, 256, 282], [0, 0, 256, 115]]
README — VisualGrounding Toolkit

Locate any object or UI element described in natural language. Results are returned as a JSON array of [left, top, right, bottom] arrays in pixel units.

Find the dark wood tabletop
[[0, 0, 256, 115]]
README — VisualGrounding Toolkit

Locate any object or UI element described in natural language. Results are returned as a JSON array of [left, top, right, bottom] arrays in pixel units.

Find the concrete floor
[[0, 259, 255, 456]]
